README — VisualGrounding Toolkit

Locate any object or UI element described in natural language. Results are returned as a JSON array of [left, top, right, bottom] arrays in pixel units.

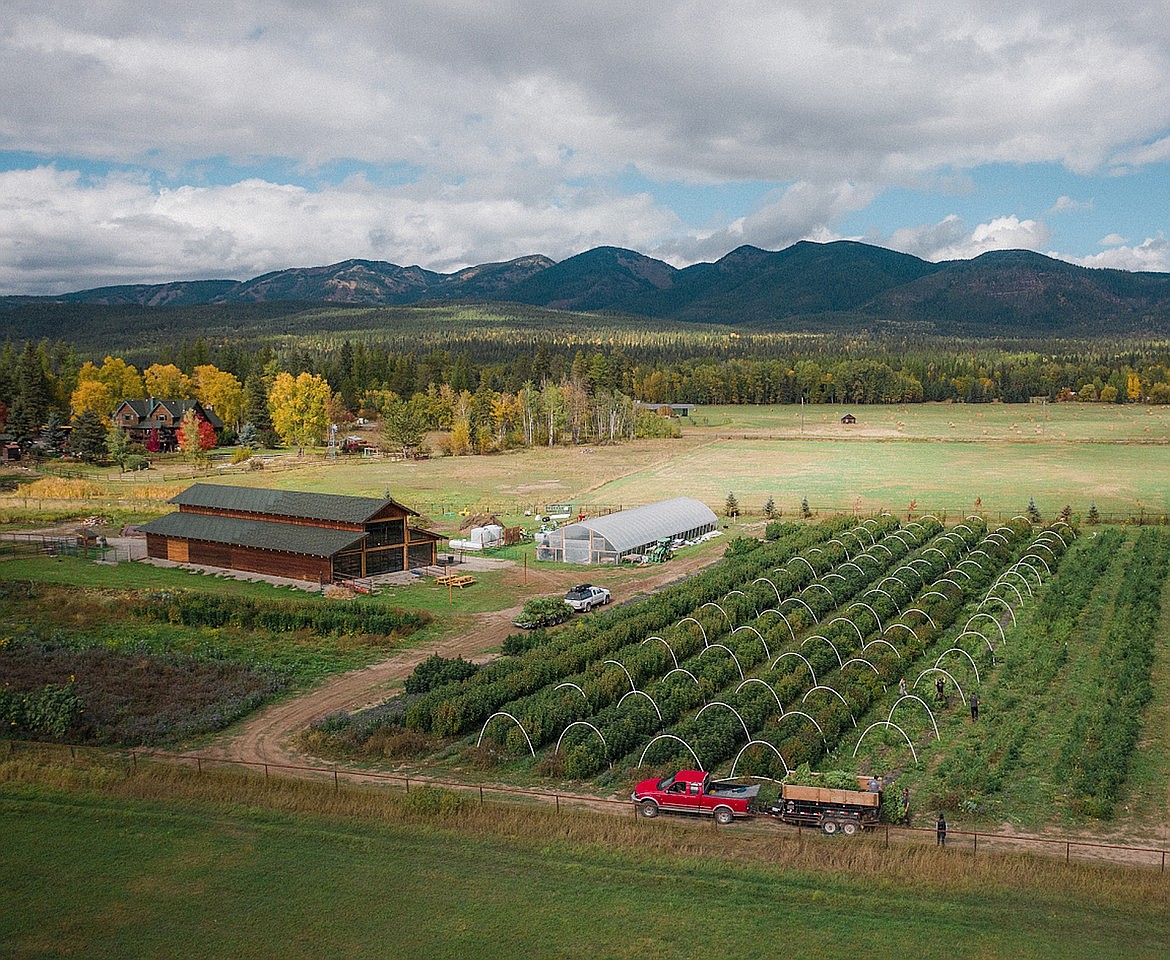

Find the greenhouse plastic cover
[[564, 497, 717, 552]]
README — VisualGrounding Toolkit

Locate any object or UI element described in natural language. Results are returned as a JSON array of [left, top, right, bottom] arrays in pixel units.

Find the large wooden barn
[[141, 484, 441, 583]]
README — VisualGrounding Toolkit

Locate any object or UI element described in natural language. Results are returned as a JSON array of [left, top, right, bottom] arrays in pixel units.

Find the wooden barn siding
[[146, 533, 329, 581], [227, 545, 330, 582]]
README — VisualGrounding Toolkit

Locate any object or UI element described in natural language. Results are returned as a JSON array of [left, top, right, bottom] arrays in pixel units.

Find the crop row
[[599, 522, 1031, 774], [545, 520, 1071, 779], [476, 516, 936, 756], [1060, 527, 1170, 816], [927, 526, 1124, 807], [403, 516, 877, 737]]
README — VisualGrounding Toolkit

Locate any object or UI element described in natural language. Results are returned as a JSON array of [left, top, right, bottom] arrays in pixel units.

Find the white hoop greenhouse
[[537, 497, 718, 564]]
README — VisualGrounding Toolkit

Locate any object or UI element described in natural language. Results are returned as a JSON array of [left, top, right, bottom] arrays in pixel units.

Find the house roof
[[559, 497, 717, 553], [171, 482, 417, 523], [113, 398, 224, 429], [140, 511, 366, 558]]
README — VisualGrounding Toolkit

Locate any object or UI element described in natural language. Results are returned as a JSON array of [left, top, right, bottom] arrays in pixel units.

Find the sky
[[2, 1, 1169, 295]]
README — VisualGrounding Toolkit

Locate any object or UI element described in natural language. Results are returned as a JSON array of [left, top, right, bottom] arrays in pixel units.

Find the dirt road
[[205, 550, 722, 770]]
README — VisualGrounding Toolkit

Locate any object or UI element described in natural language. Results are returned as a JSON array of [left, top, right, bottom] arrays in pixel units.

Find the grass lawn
[[3, 765, 1166, 960]]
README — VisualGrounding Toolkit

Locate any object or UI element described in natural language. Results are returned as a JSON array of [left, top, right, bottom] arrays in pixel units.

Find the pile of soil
[[458, 513, 500, 531]]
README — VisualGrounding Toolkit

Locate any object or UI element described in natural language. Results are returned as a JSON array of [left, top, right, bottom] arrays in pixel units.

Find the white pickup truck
[[563, 583, 611, 612]]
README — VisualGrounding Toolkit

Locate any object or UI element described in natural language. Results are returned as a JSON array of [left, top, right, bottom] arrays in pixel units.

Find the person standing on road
[[936, 813, 947, 846], [969, 691, 980, 722], [934, 675, 946, 705]]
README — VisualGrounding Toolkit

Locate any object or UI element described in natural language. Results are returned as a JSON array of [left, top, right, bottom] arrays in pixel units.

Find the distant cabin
[[634, 401, 696, 418], [840, 413, 857, 424]]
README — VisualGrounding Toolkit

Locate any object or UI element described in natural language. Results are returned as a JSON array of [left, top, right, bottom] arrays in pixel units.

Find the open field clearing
[[3, 761, 1167, 960], [5, 404, 1166, 527], [691, 401, 1170, 442], [586, 435, 1170, 518]]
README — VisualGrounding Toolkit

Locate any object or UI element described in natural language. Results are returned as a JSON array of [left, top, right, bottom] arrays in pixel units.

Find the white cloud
[[886, 214, 1051, 262], [1099, 233, 1128, 246], [653, 180, 876, 264], [2, 3, 1169, 289], [1066, 234, 1170, 272], [1048, 195, 1092, 214], [4, 3, 1169, 181], [0, 165, 680, 294]]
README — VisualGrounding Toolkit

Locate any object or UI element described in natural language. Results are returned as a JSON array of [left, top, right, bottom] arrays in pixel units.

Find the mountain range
[[6, 241, 1170, 337]]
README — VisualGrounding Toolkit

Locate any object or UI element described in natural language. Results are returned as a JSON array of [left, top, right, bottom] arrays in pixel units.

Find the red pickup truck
[[633, 769, 883, 835], [631, 769, 760, 824]]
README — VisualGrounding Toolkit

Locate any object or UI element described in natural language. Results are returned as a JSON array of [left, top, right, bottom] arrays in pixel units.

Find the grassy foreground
[[3, 756, 1166, 960]]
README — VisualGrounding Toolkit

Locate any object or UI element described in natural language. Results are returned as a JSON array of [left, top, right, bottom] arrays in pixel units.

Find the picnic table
[[434, 573, 476, 588]]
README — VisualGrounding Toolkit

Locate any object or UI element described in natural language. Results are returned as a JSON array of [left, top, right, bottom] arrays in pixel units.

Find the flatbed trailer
[[767, 777, 882, 835]]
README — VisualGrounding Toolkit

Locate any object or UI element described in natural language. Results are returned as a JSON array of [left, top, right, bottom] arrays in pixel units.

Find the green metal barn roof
[[141, 511, 366, 558], [171, 483, 416, 523], [564, 497, 717, 552]]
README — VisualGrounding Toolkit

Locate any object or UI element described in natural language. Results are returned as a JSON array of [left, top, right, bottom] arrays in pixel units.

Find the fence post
[[405, 777, 410, 793], [556, 794, 560, 814], [196, 757, 202, 775], [479, 785, 483, 807], [973, 832, 978, 855], [333, 768, 339, 793], [264, 763, 269, 781], [1066, 841, 1070, 864]]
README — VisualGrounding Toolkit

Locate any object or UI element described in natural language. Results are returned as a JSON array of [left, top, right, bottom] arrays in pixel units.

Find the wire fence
[[0, 532, 146, 563], [5, 739, 1165, 872]]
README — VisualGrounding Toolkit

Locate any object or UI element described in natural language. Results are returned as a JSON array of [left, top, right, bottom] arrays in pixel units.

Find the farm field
[[312, 517, 1170, 842], [586, 435, 1170, 518], [5, 403, 1169, 529], [3, 763, 1167, 960], [690, 401, 1170, 442]]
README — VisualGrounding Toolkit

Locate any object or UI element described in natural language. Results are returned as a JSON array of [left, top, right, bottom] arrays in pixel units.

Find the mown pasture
[[2, 759, 1167, 960], [4, 402, 1169, 528]]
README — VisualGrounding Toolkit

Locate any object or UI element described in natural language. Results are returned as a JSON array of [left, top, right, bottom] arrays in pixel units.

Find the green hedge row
[[136, 591, 428, 638]]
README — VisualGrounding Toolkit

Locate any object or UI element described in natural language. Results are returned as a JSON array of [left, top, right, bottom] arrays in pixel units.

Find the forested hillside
[[4, 240, 1169, 338]]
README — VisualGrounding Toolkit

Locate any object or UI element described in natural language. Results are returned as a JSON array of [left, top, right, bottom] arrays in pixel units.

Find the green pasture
[[585, 435, 1170, 518], [690, 401, 1170, 441], [3, 778, 1165, 960], [7, 403, 1168, 527]]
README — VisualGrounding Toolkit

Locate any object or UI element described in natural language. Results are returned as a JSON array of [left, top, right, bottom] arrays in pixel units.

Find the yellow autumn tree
[[144, 363, 192, 399], [70, 377, 114, 417], [268, 371, 331, 454], [94, 356, 144, 403], [1126, 371, 1142, 401], [193, 364, 245, 429]]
